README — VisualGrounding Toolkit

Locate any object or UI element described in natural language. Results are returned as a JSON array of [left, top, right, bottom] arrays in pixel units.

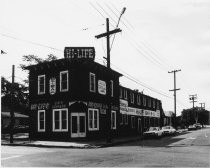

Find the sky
[[0, 0, 210, 115]]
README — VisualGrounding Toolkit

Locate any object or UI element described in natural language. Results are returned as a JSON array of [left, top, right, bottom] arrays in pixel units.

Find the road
[[1, 128, 210, 167]]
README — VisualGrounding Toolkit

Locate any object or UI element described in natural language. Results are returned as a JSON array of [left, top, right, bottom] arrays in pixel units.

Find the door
[[138, 118, 142, 135], [71, 113, 86, 138]]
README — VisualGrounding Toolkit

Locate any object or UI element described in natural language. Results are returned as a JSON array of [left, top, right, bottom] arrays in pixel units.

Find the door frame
[[71, 112, 86, 138]]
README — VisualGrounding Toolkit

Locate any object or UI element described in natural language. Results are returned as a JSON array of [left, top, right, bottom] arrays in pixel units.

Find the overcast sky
[[1, 0, 210, 114]]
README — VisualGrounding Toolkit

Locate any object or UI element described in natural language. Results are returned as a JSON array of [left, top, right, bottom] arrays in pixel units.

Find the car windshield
[[162, 126, 170, 129], [149, 127, 158, 131]]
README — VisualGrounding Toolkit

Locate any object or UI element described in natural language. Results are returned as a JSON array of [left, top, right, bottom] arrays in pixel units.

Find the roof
[[1, 112, 29, 118], [25, 58, 122, 77]]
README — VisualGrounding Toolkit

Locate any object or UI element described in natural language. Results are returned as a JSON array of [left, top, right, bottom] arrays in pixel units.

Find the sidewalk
[[1, 133, 141, 148]]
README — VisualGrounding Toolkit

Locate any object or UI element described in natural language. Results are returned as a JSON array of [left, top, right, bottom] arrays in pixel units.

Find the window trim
[[88, 108, 99, 131], [111, 110, 116, 129], [38, 75, 45, 95], [38, 110, 45, 132], [89, 73, 96, 93], [60, 71, 69, 92], [52, 108, 68, 132]]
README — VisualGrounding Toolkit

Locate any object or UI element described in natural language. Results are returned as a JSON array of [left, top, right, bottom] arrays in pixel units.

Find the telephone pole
[[189, 94, 197, 108], [10, 65, 15, 143], [95, 18, 122, 143], [168, 69, 181, 129]]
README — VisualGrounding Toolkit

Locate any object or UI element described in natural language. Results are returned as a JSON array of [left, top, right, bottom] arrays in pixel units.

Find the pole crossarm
[[95, 28, 121, 39], [169, 88, 180, 91]]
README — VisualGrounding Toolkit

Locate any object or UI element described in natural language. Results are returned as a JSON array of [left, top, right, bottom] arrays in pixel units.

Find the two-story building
[[26, 47, 122, 141]]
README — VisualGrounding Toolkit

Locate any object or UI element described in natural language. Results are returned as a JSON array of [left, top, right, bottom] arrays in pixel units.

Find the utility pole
[[95, 18, 122, 143], [10, 65, 15, 143], [189, 94, 197, 108], [168, 69, 181, 129]]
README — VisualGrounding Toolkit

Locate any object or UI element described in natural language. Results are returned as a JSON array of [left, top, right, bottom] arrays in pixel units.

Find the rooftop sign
[[64, 47, 95, 61]]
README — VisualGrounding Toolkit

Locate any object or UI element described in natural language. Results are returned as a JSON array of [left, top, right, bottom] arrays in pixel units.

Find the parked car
[[188, 124, 197, 131], [195, 123, 202, 129], [143, 127, 163, 139], [161, 126, 176, 135]]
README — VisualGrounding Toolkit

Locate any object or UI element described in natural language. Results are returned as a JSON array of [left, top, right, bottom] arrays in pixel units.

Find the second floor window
[[153, 100, 156, 108], [60, 71, 68, 92], [120, 88, 123, 98], [143, 97, 146, 106], [89, 73, 96, 92], [137, 95, 141, 105], [148, 98, 151, 107], [38, 75, 45, 95], [157, 101, 159, 110], [130, 92, 134, 104]]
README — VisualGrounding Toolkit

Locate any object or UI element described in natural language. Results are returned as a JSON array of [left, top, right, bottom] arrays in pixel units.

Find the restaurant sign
[[49, 77, 56, 95], [64, 47, 95, 60], [98, 80, 106, 95]]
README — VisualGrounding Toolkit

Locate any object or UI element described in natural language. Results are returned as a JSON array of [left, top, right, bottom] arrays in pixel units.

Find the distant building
[[26, 47, 163, 141], [163, 111, 174, 126]]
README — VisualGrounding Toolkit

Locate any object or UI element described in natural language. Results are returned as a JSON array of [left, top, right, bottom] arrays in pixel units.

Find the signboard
[[64, 47, 95, 60], [120, 99, 128, 114], [98, 80, 106, 95], [49, 78, 56, 95], [31, 103, 50, 110]]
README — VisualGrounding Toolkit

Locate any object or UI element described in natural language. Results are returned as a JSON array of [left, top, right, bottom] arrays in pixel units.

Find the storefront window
[[53, 109, 68, 131], [131, 116, 135, 128], [88, 108, 99, 130], [38, 110, 45, 132], [111, 111, 116, 129]]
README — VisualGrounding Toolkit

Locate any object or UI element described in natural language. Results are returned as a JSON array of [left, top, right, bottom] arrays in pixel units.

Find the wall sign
[[49, 78, 56, 95], [31, 103, 50, 110], [64, 47, 95, 60], [98, 80, 106, 95], [52, 101, 66, 109]]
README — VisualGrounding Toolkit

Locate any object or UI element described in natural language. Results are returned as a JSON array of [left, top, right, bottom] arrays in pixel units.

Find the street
[[1, 128, 210, 167]]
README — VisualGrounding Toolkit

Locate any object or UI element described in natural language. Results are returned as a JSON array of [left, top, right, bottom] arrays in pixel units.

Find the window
[[137, 95, 141, 105], [131, 116, 135, 128], [120, 88, 123, 98], [130, 92, 134, 104], [110, 80, 114, 97], [38, 75, 45, 94], [120, 114, 123, 125], [60, 71, 68, 92], [143, 97, 146, 106], [124, 114, 128, 125], [89, 73, 96, 92], [153, 100, 156, 108], [157, 101, 159, 110], [38, 110, 45, 132], [111, 111, 116, 129], [124, 89, 127, 99], [148, 98, 151, 107], [53, 109, 68, 131], [88, 108, 99, 130]]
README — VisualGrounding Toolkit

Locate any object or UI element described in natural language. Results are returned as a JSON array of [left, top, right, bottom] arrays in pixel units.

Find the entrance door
[[138, 118, 142, 135], [71, 113, 86, 138]]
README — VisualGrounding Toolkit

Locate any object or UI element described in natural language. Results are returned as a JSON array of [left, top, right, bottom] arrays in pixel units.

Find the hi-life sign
[[64, 47, 95, 60]]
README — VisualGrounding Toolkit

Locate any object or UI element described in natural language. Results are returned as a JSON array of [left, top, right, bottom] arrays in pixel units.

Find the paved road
[[1, 128, 210, 167]]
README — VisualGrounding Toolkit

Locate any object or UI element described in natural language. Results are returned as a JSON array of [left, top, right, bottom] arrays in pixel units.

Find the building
[[26, 47, 163, 141]]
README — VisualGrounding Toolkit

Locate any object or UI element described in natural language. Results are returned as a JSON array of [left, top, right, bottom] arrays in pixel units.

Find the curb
[[1, 137, 141, 149]]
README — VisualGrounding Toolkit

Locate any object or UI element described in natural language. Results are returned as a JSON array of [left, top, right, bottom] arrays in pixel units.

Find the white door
[[71, 113, 86, 138]]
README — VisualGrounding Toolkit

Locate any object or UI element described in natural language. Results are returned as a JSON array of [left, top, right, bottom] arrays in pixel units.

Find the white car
[[161, 126, 176, 135], [143, 127, 163, 139]]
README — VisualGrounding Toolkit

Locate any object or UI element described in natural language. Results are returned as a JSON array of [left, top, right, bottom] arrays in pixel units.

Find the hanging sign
[[64, 47, 95, 60], [98, 80, 106, 95], [49, 78, 56, 95]]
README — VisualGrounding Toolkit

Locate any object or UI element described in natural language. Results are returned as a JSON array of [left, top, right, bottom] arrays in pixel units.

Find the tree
[[1, 77, 29, 114], [181, 108, 210, 126]]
